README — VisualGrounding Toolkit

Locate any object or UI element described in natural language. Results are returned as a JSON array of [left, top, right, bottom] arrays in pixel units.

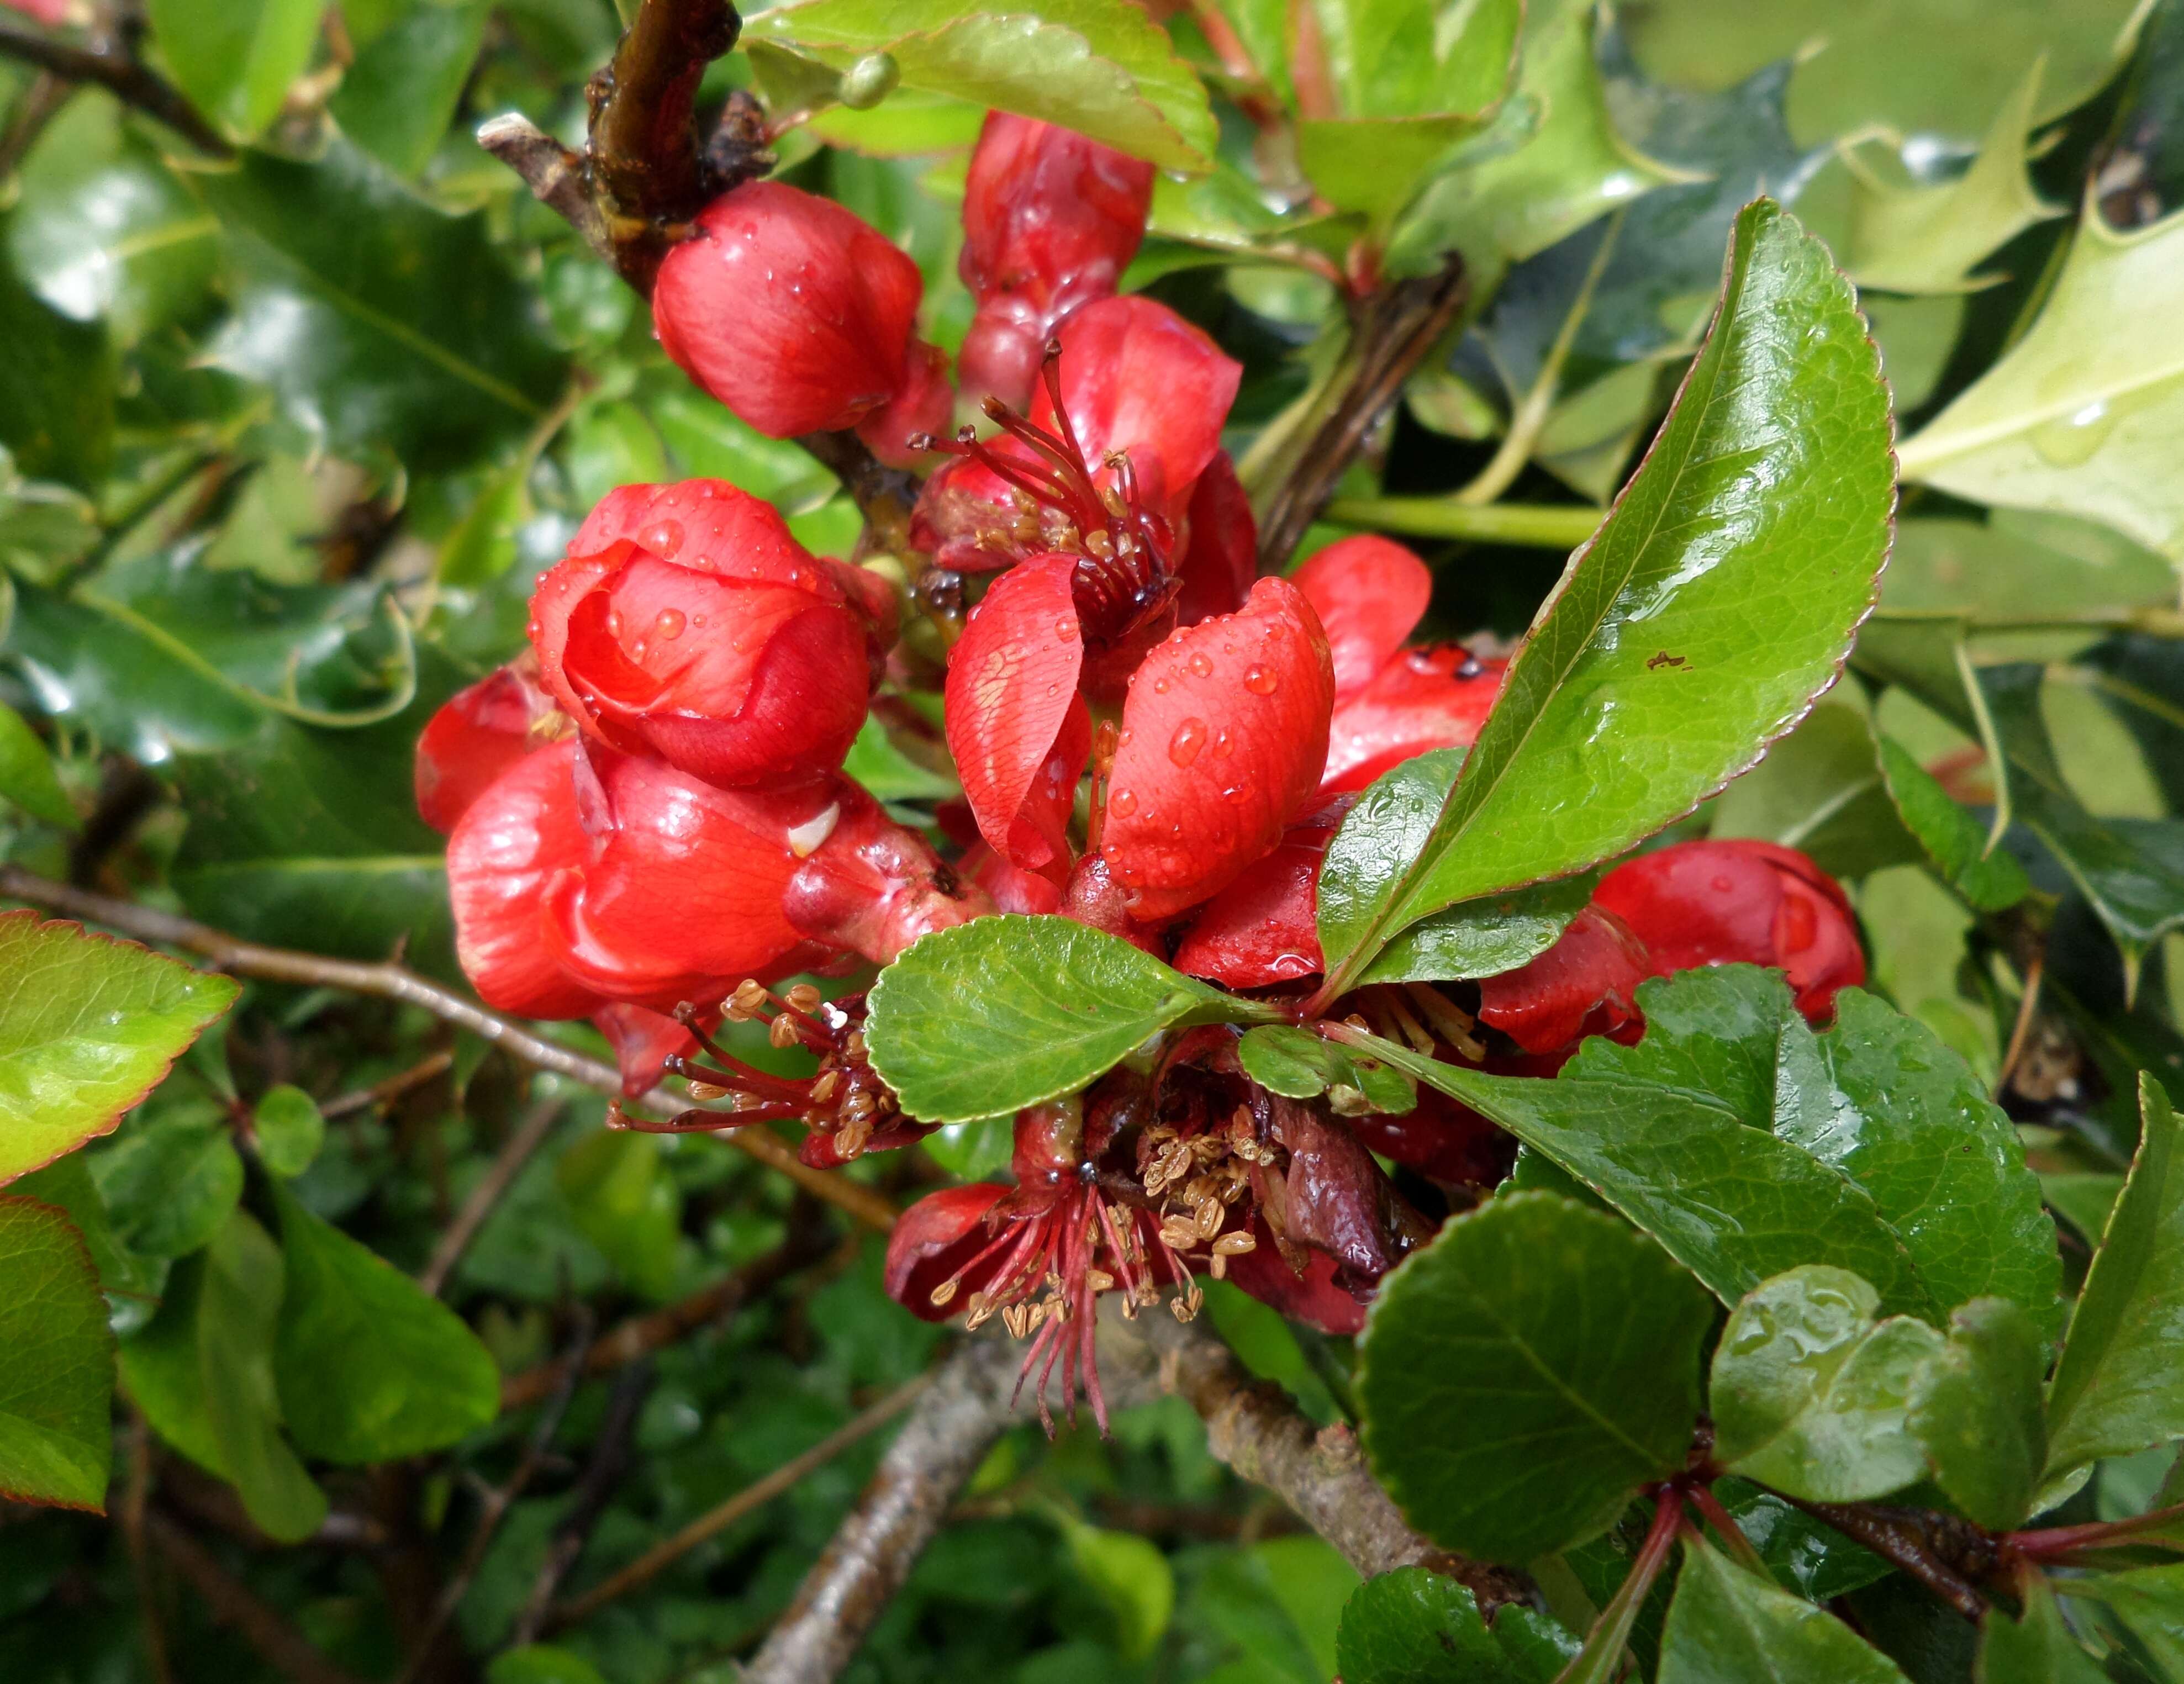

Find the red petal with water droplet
[[1321, 646, 1507, 795], [1291, 534, 1434, 696], [784, 781, 996, 962], [1172, 807, 1343, 987], [1174, 450, 1255, 628], [414, 660, 561, 834], [1476, 905, 1650, 1054], [944, 553, 1089, 878], [653, 181, 924, 438], [445, 741, 602, 1020], [1102, 577, 1334, 922], [569, 479, 831, 590]]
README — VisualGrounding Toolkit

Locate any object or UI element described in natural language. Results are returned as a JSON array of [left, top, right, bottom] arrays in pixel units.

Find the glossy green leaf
[[1976, 1572, 2110, 1684], [1237, 1026, 1416, 1116], [1844, 62, 2062, 295], [866, 917, 1277, 1124], [1713, 1479, 1892, 1603], [747, 0, 1218, 172], [1324, 200, 1894, 989], [11, 1154, 162, 1319], [1062, 1517, 1175, 1661], [0, 912, 239, 1187], [2043, 1174, 2125, 1247], [1880, 513, 2176, 624], [1358, 1192, 1713, 1564], [198, 1211, 327, 1543], [1707, 701, 1921, 884], [1710, 1266, 1943, 1503], [87, 1096, 243, 1260], [271, 1180, 498, 1463], [0, 1197, 112, 1511], [200, 140, 569, 473], [1658, 1533, 1911, 1684], [842, 715, 960, 805], [251, 1086, 324, 1179], [1336, 1567, 1516, 1684], [1306, 0, 1520, 119], [0, 227, 114, 491], [2046, 1075, 2184, 1478], [556, 1132, 683, 1303], [117, 1252, 224, 1475], [1876, 737, 2033, 912], [2060, 1565, 2184, 1678], [1899, 203, 2184, 560], [330, 0, 493, 176], [144, 0, 323, 138], [1907, 1297, 2048, 1530], [0, 703, 74, 828], [1490, 1606, 1584, 1682]]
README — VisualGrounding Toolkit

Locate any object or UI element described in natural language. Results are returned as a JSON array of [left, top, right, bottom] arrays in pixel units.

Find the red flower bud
[[780, 782, 995, 961], [653, 180, 925, 438], [530, 482, 878, 790], [445, 741, 602, 1020], [1594, 839, 1865, 1021], [957, 113, 1155, 409], [414, 659, 563, 835], [1475, 905, 1650, 1054], [1100, 577, 1335, 922], [1170, 804, 1341, 987], [853, 339, 954, 469]]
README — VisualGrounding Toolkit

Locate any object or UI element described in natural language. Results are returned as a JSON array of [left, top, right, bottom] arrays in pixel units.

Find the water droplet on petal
[[1213, 727, 1233, 759], [605, 610, 624, 638], [655, 608, 687, 641], [1244, 665, 1278, 695], [1187, 652, 1214, 679], [1109, 788, 1139, 819], [641, 519, 685, 558], [1153, 677, 1170, 694], [1223, 782, 1252, 804], [1167, 717, 1207, 767], [1054, 616, 1074, 640]]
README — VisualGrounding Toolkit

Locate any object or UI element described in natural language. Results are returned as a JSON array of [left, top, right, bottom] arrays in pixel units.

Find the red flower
[[414, 659, 563, 835], [884, 1181, 1011, 1324], [591, 1001, 705, 1097], [530, 481, 883, 790], [1292, 535, 1505, 794], [445, 740, 602, 1020], [1172, 451, 1255, 629], [853, 339, 954, 470], [1594, 840, 1865, 1021], [1170, 803, 1342, 987], [653, 181, 927, 440], [1220, 1220, 1367, 1336], [1475, 905, 1650, 1054], [957, 113, 1155, 409], [779, 782, 994, 960], [1099, 577, 1334, 922]]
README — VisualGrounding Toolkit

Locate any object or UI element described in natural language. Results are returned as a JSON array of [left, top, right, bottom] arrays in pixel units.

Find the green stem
[[1322, 495, 1602, 550], [1552, 1491, 1683, 1684]]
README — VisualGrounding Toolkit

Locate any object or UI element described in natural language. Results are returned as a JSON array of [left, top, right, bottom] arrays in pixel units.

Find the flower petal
[[1173, 450, 1255, 629], [884, 1183, 1009, 1322], [1291, 534, 1433, 696], [1321, 646, 1506, 795], [446, 741, 601, 1020], [414, 661, 561, 835], [1170, 808, 1341, 987], [1476, 905, 1650, 1054]]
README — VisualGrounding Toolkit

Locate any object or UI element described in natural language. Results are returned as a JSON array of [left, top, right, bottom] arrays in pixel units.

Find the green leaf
[[1875, 737, 2033, 912], [251, 1086, 324, 1179], [270, 1180, 497, 1463], [1976, 1572, 2109, 1684], [0, 912, 239, 1187], [2059, 1565, 2184, 1678], [1237, 1026, 1416, 1116], [1358, 1191, 1713, 1564], [866, 916, 1277, 1124], [1898, 202, 2184, 560], [1710, 1266, 1943, 1503], [842, 712, 961, 805], [747, 0, 1218, 172], [329, 0, 493, 176], [1336, 1567, 1517, 1684], [1306, 0, 1521, 119], [1324, 200, 1894, 989], [198, 1210, 327, 1543], [87, 1096, 244, 1259], [0, 223, 114, 491], [1844, 61, 2062, 295], [2043, 1174, 2124, 1247], [200, 140, 569, 473], [144, 0, 323, 138], [1713, 1478, 1892, 1602], [487, 1648, 610, 1684], [117, 1253, 225, 1475], [0, 703, 75, 828], [920, 1115, 1014, 1180], [1061, 1517, 1175, 1661], [556, 1132, 683, 1303], [0, 1197, 112, 1511], [1707, 701, 1921, 884], [1907, 1298, 2048, 1530], [11, 1155, 162, 1316], [2046, 1075, 2184, 1479], [1659, 1533, 1911, 1684]]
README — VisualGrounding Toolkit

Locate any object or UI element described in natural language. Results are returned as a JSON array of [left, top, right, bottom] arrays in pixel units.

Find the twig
[[323, 1047, 457, 1122], [552, 1373, 931, 1629], [509, 1359, 657, 1646], [418, 1095, 562, 1294], [1774, 1494, 1995, 1620], [0, 20, 229, 156], [1252, 257, 1470, 572], [0, 867, 896, 1233], [144, 1509, 370, 1684], [1996, 952, 2044, 1101], [740, 1338, 1040, 1684], [0, 68, 72, 177], [120, 1413, 175, 1684]]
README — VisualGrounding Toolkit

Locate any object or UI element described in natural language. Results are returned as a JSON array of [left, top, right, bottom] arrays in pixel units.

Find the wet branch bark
[[0, 19, 230, 158]]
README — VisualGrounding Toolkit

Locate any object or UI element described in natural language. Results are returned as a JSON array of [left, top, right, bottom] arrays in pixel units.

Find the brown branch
[[0, 67, 72, 177], [323, 1047, 457, 1122], [588, 0, 737, 236], [0, 20, 230, 157], [418, 1095, 562, 1295], [144, 1509, 370, 1684], [552, 1373, 931, 1630], [1776, 1495, 1995, 1620], [510, 1359, 656, 1646], [0, 867, 896, 1233], [1253, 257, 1470, 572], [121, 1414, 175, 1684]]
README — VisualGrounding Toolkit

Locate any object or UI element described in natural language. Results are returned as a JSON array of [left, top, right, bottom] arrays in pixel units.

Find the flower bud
[[1475, 905, 1650, 1054], [414, 658, 563, 835], [653, 180, 925, 438]]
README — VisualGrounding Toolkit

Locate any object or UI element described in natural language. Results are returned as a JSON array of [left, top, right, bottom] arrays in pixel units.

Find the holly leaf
[[1710, 1266, 1943, 1504], [328, 0, 494, 177], [0, 228, 114, 492], [1237, 1025, 1416, 1116], [1358, 1191, 1713, 1564], [867, 916, 1279, 1124], [0, 912, 239, 1187], [1336, 1567, 1518, 1684], [1907, 1298, 2048, 1530], [0, 1197, 112, 1512], [1320, 199, 1894, 992], [270, 1181, 499, 1463], [1875, 737, 2033, 912], [1658, 1533, 1912, 1684], [747, 0, 1218, 173], [2045, 1075, 2184, 1479]]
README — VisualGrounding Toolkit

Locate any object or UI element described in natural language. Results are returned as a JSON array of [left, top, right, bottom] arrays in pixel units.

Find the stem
[[144, 1511, 370, 1684], [0, 20, 229, 156], [1322, 495, 1603, 550], [416, 1095, 563, 1295], [0, 866, 896, 1233], [1687, 1482, 1771, 1577], [2012, 1500, 2184, 1560], [1771, 1493, 1993, 1620], [1554, 1492, 1683, 1684]]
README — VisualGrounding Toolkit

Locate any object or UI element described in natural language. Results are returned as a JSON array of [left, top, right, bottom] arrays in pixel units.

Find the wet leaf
[[87, 1096, 243, 1260], [1907, 1297, 2049, 1530], [1658, 1533, 1911, 1684], [143, 0, 323, 138], [0, 228, 114, 491], [1237, 1025, 1416, 1115], [1336, 1567, 1518, 1684], [1976, 1572, 2111, 1683], [0, 1197, 112, 1512]]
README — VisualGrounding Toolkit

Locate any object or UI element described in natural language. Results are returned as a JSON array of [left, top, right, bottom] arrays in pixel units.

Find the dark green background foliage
[[6, 0, 2184, 1680]]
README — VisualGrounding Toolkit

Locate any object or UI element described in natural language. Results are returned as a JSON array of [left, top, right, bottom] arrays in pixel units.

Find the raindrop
[[1109, 788, 1139, 818], [1054, 616, 1075, 640], [1222, 782, 1251, 804], [605, 610, 625, 638], [1212, 727, 1233, 759], [1168, 717, 1208, 767], [1187, 652, 1214, 678], [2032, 402, 2116, 467], [641, 519, 685, 558], [655, 608, 687, 641], [1244, 665, 1278, 695], [1153, 677, 1170, 694]]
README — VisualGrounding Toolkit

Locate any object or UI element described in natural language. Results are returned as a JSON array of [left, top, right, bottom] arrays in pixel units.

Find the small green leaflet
[[1907, 1297, 2048, 1530], [1875, 736, 2032, 911], [251, 1085, 325, 1179], [0, 912, 239, 1186], [1358, 1191, 1713, 1565], [1658, 1534, 1911, 1684], [1237, 1025, 1416, 1116], [1334, 1567, 1524, 1684], [1319, 199, 1895, 995], [867, 916, 1279, 1124], [0, 1196, 112, 1512], [2059, 1565, 2184, 1678]]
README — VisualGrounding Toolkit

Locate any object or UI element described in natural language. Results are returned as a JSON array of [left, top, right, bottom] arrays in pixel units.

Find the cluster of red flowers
[[421, 113, 1868, 1425]]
